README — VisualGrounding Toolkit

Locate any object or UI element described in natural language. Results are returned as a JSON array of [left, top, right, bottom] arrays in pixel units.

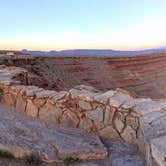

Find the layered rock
[[2, 53, 166, 99], [0, 65, 166, 165], [0, 104, 107, 163]]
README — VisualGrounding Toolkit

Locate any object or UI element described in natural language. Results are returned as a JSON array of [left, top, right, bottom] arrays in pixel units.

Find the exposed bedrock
[[1, 53, 166, 99], [0, 65, 166, 165]]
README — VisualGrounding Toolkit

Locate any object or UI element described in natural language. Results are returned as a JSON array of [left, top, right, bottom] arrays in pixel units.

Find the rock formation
[[0, 53, 166, 165]]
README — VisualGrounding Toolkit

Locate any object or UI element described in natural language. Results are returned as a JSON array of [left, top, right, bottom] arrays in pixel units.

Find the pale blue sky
[[0, 0, 166, 50]]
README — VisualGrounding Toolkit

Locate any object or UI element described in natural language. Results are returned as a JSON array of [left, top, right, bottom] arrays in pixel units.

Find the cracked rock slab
[[0, 104, 107, 162]]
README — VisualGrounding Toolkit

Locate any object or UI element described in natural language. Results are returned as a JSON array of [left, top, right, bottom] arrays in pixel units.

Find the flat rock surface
[[0, 104, 107, 162], [0, 140, 146, 166], [0, 105, 146, 166], [151, 135, 166, 166]]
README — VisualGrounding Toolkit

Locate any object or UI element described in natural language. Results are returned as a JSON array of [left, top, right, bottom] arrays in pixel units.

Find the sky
[[0, 0, 166, 51]]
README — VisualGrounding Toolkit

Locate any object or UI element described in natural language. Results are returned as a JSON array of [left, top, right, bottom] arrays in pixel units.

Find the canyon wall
[[1, 52, 166, 99]]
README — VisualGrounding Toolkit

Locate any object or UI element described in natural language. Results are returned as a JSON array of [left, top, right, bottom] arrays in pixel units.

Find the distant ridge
[[22, 47, 166, 56]]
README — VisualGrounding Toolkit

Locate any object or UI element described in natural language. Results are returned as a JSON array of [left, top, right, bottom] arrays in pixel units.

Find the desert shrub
[[0, 149, 15, 159], [23, 154, 42, 166], [64, 157, 80, 166], [0, 87, 3, 101]]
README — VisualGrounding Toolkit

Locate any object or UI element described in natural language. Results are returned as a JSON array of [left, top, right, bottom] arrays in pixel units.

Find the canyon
[[0, 52, 166, 165]]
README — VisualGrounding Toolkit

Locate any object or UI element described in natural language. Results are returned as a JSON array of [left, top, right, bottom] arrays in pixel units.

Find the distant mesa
[[22, 47, 166, 56]]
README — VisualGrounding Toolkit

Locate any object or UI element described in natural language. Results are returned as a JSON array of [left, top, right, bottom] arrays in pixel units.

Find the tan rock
[[126, 116, 139, 130], [104, 106, 113, 126], [39, 102, 63, 124], [94, 90, 116, 104], [61, 110, 79, 128], [33, 98, 46, 108], [86, 107, 104, 122], [26, 100, 39, 117], [121, 125, 137, 144], [79, 100, 92, 110], [99, 126, 120, 140], [69, 88, 97, 101], [79, 117, 94, 132], [16, 94, 27, 112], [51, 91, 69, 104], [25, 87, 43, 97], [134, 99, 166, 116], [109, 92, 132, 108], [36, 90, 57, 98], [151, 135, 166, 166], [3, 93, 16, 108], [114, 118, 124, 133]]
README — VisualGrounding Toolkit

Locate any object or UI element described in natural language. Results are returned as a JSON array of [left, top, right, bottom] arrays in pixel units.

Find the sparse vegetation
[[0, 87, 4, 101], [0, 149, 15, 159], [64, 156, 80, 166], [23, 154, 42, 166]]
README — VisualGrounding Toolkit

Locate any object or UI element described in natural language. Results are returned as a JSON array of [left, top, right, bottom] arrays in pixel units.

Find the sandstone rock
[[114, 118, 124, 133], [99, 126, 120, 140], [74, 85, 99, 92], [109, 92, 132, 108], [33, 98, 46, 108], [79, 117, 94, 132], [86, 107, 104, 122], [51, 91, 69, 104], [39, 102, 63, 124], [61, 110, 79, 128], [36, 90, 57, 98], [79, 100, 92, 110], [26, 99, 39, 117], [141, 109, 166, 125], [122, 98, 151, 110], [0, 104, 107, 162], [3, 93, 16, 108], [151, 135, 166, 166], [126, 116, 139, 130], [10, 85, 27, 94], [121, 125, 137, 144], [16, 94, 26, 112], [69, 88, 98, 101], [134, 99, 166, 116], [25, 87, 43, 97], [94, 90, 116, 104], [104, 106, 113, 126]]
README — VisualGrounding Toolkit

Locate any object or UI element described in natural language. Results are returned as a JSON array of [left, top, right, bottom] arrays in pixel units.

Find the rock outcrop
[[1, 52, 166, 99], [0, 52, 166, 99], [0, 105, 107, 163], [0, 65, 166, 165]]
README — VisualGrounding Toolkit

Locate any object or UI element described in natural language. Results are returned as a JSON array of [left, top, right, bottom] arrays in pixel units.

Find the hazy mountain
[[22, 47, 166, 56]]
